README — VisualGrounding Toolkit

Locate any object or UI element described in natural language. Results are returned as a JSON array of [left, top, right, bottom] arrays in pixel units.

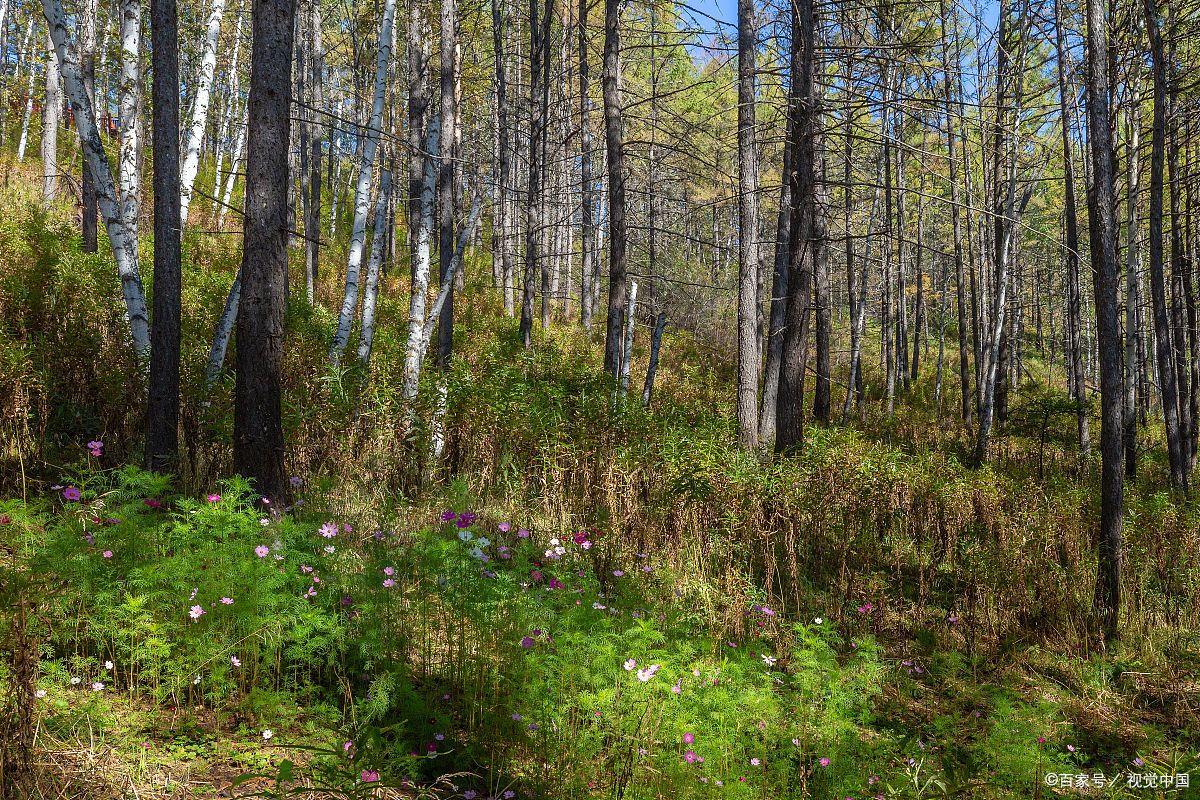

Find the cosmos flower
[[319, 522, 338, 538], [207, 494, 221, 503], [520, 636, 535, 648], [624, 659, 637, 671], [683, 732, 695, 744], [262, 729, 273, 740], [383, 579, 396, 588], [36, 689, 46, 698], [189, 605, 205, 622], [361, 770, 379, 782], [762, 654, 777, 667], [255, 545, 269, 557], [636, 664, 661, 682], [63, 487, 81, 501], [91, 682, 104, 692], [751, 758, 762, 766], [684, 751, 699, 764], [102, 550, 113, 558], [230, 656, 241, 667], [499, 521, 512, 532], [819, 757, 831, 767], [104, 660, 113, 670]]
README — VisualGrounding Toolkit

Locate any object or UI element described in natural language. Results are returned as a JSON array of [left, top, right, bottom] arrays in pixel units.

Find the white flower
[[813, 617, 823, 625], [193, 675, 202, 685], [623, 659, 637, 671], [592, 602, 606, 610], [549, 538, 560, 547], [35, 689, 46, 698], [70, 677, 81, 685], [323, 545, 335, 554], [91, 682, 104, 692], [262, 729, 274, 740], [761, 654, 777, 667], [260, 518, 270, 526], [104, 660, 114, 670]]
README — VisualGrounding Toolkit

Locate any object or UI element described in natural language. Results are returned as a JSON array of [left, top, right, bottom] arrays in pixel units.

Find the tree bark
[[735, 0, 759, 449], [1085, 0, 1124, 644], [178, 0, 227, 225], [601, 0, 627, 374], [234, 0, 297, 503]]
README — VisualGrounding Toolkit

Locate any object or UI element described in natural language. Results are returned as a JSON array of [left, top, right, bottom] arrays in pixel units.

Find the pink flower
[[684, 750, 699, 764], [819, 757, 830, 766], [517, 528, 530, 539], [220, 597, 234, 605], [143, 498, 162, 509], [102, 550, 113, 558], [255, 545, 269, 557], [189, 605, 205, 622], [230, 656, 241, 667], [383, 578, 395, 588], [383, 566, 395, 576], [499, 521, 512, 532], [62, 487, 81, 501], [857, 602, 874, 614], [207, 494, 220, 503], [360, 770, 379, 783], [87, 440, 103, 456], [751, 757, 762, 766], [319, 521, 338, 538], [683, 732, 695, 744], [624, 659, 637, 671]]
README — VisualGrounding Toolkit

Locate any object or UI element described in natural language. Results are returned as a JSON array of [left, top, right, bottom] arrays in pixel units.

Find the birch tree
[[330, 0, 396, 362], [178, 0, 227, 225], [43, 0, 150, 355]]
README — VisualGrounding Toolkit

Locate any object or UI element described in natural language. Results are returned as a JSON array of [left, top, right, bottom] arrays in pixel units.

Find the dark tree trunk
[[1085, 0, 1124, 644], [234, 0, 296, 503], [774, 0, 818, 454], [1144, 0, 1187, 491], [578, 0, 595, 329], [145, 0, 181, 472], [437, 0, 458, 369], [1055, 0, 1089, 456], [735, 0, 759, 448], [601, 0, 627, 376]]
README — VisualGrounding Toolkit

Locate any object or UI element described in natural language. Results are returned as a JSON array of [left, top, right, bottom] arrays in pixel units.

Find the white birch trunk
[[43, 0, 150, 355], [40, 32, 59, 205], [16, 18, 35, 162], [329, 0, 396, 362], [212, 0, 243, 198], [204, 272, 241, 387], [117, 0, 139, 234], [401, 116, 440, 403], [216, 106, 247, 228], [178, 0, 227, 226], [619, 280, 638, 395], [356, 169, 392, 365]]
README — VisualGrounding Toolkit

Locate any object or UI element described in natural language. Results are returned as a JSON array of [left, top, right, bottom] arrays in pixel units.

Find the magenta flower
[[143, 498, 162, 509], [383, 566, 395, 576], [857, 602, 874, 614], [819, 757, 830, 766], [383, 578, 395, 588], [360, 769, 379, 782], [102, 550, 113, 558], [684, 750, 699, 764], [520, 636, 535, 649], [440, 510, 457, 522], [207, 494, 220, 503], [87, 440, 103, 456], [751, 757, 762, 766], [499, 521, 512, 532], [62, 487, 81, 501], [319, 521, 338, 538], [255, 545, 269, 557], [683, 732, 695, 744]]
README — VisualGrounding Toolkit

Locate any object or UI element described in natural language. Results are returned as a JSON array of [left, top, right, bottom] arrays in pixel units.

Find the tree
[[1084, 0, 1124, 643], [234, 0, 297, 503], [602, 0, 628, 376], [145, 0, 183, 472], [775, 0, 819, 454], [43, 0, 150, 355], [78, 0, 98, 252], [1144, 0, 1188, 491], [330, 0, 396, 362], [735, 0, 760, 450], [178, 0, 227, 225]]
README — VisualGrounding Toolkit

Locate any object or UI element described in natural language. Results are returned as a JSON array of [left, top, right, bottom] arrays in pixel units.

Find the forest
[[0, 0, 1198, 795]]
